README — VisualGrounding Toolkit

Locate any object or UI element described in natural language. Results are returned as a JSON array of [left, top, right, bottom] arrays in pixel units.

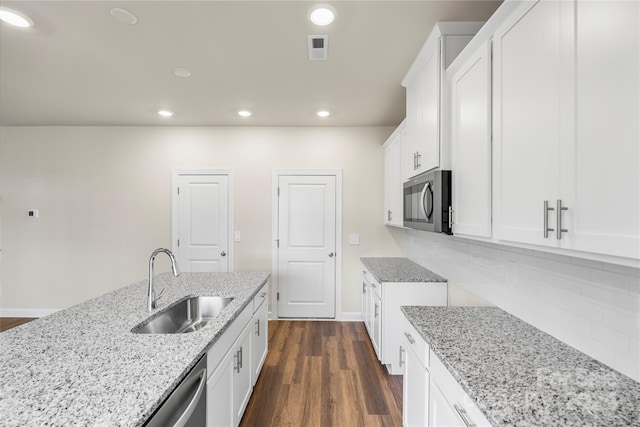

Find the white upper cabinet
[[402, 23, 484, 180], [383, 120, 406, 227], [449, 40, 492, 238], [491, 0, 639, 260], [564, 0, 639, 259], [492, 0, 566, 248]]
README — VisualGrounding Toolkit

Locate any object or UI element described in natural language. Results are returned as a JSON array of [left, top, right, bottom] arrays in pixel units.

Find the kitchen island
[[0, 272, 269, 427], [402, 306, 640, 426]]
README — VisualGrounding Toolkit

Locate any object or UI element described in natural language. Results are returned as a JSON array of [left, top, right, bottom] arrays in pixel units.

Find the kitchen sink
[[132, 296, 234, 334]]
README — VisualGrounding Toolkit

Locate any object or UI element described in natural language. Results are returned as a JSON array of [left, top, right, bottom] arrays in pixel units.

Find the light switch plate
[[348, 234, 360, 245], [234, 231, 241, 242], [28, 209, 39, 218]]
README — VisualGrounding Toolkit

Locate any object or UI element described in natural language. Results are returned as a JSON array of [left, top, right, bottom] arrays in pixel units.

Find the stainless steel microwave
[[403, 170, 452, 234]]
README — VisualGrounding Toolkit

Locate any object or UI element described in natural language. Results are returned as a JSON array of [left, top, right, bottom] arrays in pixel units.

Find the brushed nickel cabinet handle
[[454, 404, 477, 427], [404, 332, 415, 345], [543, 200, 555, 238], [556, 199, 568, 240]]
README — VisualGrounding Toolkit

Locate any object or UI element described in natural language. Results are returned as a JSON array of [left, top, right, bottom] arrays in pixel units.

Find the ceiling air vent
[[308, 35, 328, 61]]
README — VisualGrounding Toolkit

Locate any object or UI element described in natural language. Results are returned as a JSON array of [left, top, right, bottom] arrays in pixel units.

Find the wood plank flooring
[[240, 320, 403, 427], [0, 317, 36, 332]]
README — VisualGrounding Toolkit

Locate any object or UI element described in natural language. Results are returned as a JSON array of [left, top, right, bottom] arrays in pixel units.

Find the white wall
[[402, 229, 640, 381], [0, 126, 404, 315]]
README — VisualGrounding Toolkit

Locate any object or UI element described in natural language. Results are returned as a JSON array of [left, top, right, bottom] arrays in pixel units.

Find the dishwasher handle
[[173, 368, 207, 427]]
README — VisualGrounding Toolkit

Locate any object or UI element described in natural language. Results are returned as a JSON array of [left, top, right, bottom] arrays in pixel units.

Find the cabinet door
[[406, 73, 422, 179], [362, 278, 373, 337], [418, 45, 441, 174], [372, 292, 382, 360], [429, 381, 463, 427], [492, 0, 565, 247], [207, 347, 235, 427], [252, 300, 268, 385], [562, 0, 639, 259], [403, 341, 429, 426], [384, 131, 403, 227], [233, 322, 253, 426], [450, 40, 492, 238]]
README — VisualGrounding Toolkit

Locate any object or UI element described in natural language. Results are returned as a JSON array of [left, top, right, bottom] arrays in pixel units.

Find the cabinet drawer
[[207, 303, 252, 379], [252, 284, 268, 313], [429, 349, 491, 426], [361, 265, 382, 298], [402, 315, 429, 369]]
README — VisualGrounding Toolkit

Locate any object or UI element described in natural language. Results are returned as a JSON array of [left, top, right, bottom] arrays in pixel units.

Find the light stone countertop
[[0, 272, 270, 427], [361, 257, 446, 283], [402, 306, 640, 426]]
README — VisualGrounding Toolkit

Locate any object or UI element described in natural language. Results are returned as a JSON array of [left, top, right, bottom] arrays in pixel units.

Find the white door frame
[[172, 169, 235, 272], [271, 169, 343, 320]]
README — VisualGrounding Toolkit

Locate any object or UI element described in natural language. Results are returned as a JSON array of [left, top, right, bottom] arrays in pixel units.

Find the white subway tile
[[591, 269, 631, 294], [629, 338, 640, 360], [551, 276, 581, 297], [580, 282, 617, 308], [614, 291, 640, 314], [500, 249, 519, 263], [601, 263, 640, 279], [589, 322, 630, 355], [613, 352, 640, 382], [602, 307, 640, 337], [560, 262, 592, 282], [576, 334, 617, 369]]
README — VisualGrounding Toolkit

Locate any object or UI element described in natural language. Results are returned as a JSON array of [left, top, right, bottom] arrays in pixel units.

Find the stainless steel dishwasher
[[145, 354, 207, 427]]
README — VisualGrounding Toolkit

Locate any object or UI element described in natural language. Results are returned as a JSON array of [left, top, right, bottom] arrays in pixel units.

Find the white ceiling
[[0, 1, 502, 127]]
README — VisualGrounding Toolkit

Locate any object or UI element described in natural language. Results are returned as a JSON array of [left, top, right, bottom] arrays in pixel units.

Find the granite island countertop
[[361, 257, 446, 283], [0, 271, 270, 427], [402, 306, 640, 426]]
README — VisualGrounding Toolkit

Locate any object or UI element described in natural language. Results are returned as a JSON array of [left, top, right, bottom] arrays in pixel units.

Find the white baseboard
[[0, 308, 59, 318], [340, 312, 364, 322]]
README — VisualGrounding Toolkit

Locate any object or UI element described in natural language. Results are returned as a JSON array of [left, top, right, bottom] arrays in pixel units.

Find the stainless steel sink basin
[[132, 296, 234, 334]]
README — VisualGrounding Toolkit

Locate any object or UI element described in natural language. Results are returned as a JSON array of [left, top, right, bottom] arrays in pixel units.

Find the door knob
[[328, 252, 334, 257], [221, 251, 227, 257]]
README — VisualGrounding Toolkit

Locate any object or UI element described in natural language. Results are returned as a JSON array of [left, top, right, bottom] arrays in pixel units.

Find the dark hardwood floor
[[0, 318, 403, 426], [0, 317, 36, 332], [240, 320, 403, 427]]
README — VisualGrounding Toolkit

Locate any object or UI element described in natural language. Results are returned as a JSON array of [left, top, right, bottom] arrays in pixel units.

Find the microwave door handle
[[420, 183, 430, 220], [420, 182, 433, 221]]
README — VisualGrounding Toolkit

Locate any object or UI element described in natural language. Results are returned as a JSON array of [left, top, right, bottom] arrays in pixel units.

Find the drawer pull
[[404, 332, 415, 345], [399, 346, 405, 368], [454, 404, 477, 427]]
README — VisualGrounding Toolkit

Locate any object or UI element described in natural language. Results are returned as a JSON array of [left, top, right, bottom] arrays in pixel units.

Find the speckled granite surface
[[361, 257, 446, 283], [402, 306, 640, 426], [0, 272, 269, 427]]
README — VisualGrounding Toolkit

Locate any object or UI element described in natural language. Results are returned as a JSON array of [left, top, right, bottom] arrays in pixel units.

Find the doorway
[[272, 170, 342, 319], [172, 170, 234, 272]]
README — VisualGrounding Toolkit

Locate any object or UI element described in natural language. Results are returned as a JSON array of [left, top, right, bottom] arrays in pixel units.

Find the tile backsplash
[[403, 229, 640, 381]]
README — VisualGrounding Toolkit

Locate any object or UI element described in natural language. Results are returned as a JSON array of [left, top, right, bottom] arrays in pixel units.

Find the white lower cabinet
[[207, 286, 268, 427], [362, 264, 447, 375], [402, 319, 429, 427], [252, 289, 268, 385], [402, 315, 490, 427]]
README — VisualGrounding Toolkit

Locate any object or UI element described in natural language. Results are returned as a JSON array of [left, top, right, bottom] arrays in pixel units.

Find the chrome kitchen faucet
[[148, 248, 181, 311]]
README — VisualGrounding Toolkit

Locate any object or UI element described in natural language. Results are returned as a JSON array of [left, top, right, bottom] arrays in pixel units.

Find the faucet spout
[[148, 248, 181, 311]]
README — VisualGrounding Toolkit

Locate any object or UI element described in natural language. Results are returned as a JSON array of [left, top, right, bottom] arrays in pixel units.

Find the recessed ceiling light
[[174, 68, 191, 78], [317, 110, 330, 118], [158, 110, 174, 118], [110, 8, 138, 25], [0, 7, 33, 28], [309, 5, 336, 26], [238, 110, 253, 118]]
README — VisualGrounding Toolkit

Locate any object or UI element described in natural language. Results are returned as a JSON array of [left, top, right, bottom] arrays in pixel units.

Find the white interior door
[[175, 173, 230, 273], [277, 175, 337, 318]]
